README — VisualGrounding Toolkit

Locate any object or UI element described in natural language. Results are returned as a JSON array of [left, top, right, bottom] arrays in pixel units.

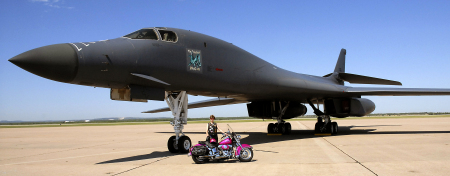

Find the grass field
[[1, 114, 449, 128]]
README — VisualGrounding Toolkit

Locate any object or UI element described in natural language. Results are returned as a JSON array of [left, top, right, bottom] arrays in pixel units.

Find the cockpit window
[[123, 29, 158, 40], [158, 30, 177, 42]]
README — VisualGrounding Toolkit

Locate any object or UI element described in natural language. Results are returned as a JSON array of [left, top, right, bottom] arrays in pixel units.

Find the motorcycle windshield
[[227, 124, 235, 133]]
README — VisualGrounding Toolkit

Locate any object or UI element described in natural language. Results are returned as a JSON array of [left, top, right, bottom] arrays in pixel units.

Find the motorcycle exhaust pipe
[[199, 156, 213, 159], [199, 155, 229, 159], [214, 156, 229, 159]]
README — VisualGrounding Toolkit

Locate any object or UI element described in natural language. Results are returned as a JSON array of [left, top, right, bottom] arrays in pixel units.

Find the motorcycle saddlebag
[[191, 146, 207, 155]]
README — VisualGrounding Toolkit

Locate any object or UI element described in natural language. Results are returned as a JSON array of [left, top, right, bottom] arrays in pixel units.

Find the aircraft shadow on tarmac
[[97, 126, 450, 164]]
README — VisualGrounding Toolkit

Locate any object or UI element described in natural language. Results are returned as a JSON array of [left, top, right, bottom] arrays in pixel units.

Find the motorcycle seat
[[204, 141, 217, 148]]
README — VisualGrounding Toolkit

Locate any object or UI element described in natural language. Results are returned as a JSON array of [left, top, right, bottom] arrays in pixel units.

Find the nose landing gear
[[165, 91, 191, 153]]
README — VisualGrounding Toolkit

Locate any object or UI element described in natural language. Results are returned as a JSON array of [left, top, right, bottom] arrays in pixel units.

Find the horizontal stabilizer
[[323, 73, 333, 77], [339, 73, 402, 86], [346, 87, 450, 96], [143, 98, 248, 113]]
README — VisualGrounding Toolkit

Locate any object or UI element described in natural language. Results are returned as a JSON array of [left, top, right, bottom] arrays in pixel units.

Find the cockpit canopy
[[123, 28, 177, 42], [123, 29, 158, 40]]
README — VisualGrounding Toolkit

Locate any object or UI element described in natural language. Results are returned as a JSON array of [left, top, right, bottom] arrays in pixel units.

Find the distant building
[[85, 120, 90, 122]]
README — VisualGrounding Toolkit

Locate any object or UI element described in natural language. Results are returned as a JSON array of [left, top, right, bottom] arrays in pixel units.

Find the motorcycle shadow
[[200, 159, 257, 164]]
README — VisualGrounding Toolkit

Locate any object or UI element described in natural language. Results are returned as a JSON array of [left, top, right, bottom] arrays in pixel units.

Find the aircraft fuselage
[[11, 27, 344, 103]]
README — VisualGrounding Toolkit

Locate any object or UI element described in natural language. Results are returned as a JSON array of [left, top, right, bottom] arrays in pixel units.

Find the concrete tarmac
[[1, 117, 450, 176]]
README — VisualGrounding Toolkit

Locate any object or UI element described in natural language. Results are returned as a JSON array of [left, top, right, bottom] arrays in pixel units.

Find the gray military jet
[[9, 27, 450, 153]]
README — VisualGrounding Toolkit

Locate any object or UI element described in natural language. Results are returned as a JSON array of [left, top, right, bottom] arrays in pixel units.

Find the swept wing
[[346, 87, 450, 96], [143, 98, 248, 113]]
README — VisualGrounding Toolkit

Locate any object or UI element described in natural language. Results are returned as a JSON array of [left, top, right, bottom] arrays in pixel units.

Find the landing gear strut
[[165, 91, 191, 153], [307, 99, 338, 135], [267, 101, 292, 135]]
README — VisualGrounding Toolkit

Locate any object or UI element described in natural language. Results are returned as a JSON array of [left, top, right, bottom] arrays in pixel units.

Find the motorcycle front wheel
[[192, 155, 205, 164], [239, 148, 253, 162]]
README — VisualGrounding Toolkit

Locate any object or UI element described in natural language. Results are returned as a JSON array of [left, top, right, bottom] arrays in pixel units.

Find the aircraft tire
[[330, 123, 335, 134], [332, 122, 338, 134], [326, 122, 332, 133], [267, 123, 275, 133], [279, 123, 286, 134], [167, 136, 179, 153], [178, 136, 191, 153], [314, 122, 320, 133], [274, 123, 279, 133], [284, 123, 291, 135]]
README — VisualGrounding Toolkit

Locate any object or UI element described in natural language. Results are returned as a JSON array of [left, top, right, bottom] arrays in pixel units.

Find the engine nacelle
[[324, 98, 375, 118], [247, 101, 307, 119]]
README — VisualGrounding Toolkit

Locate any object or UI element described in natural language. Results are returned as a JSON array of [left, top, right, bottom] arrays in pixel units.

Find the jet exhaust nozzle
[[8, 43, 78, 83]]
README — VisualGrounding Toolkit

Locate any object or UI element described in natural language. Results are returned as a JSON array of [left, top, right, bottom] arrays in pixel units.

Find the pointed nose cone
[[9, 44, 78, 83]]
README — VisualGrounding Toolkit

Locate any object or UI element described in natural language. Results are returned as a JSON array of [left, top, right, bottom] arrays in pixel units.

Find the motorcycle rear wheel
[[192, 155, 205, 164]]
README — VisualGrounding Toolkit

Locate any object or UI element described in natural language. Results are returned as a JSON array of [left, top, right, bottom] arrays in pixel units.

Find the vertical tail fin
[[334, 49, 346, 73]]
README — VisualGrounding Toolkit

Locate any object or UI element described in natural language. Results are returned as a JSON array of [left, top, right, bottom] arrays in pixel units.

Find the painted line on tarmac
[[297, 121, 377, 175], [322, 137, 378, 176], [313, 137, 348, 163], [298, 121, 374, 169], [111, 156, 171, 176], [0, 148, 151, 166]]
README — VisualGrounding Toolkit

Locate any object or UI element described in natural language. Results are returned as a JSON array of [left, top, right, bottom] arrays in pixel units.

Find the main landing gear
[[314, 115, 338, 134], [307, 99, 339, 135], [267, 122, 292, 135], [267, 101, 292, 135], [165, 91, 191, 153]]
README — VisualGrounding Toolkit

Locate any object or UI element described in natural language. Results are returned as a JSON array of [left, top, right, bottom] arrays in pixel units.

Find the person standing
[[206, 115, 225, 144]]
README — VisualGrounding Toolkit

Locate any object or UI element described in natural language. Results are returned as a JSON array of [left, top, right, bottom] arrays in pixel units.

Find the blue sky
[[1, 0, 449, 121]]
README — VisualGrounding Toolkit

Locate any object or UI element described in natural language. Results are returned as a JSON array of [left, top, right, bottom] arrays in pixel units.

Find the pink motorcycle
[[189, 124, 253, 164]]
